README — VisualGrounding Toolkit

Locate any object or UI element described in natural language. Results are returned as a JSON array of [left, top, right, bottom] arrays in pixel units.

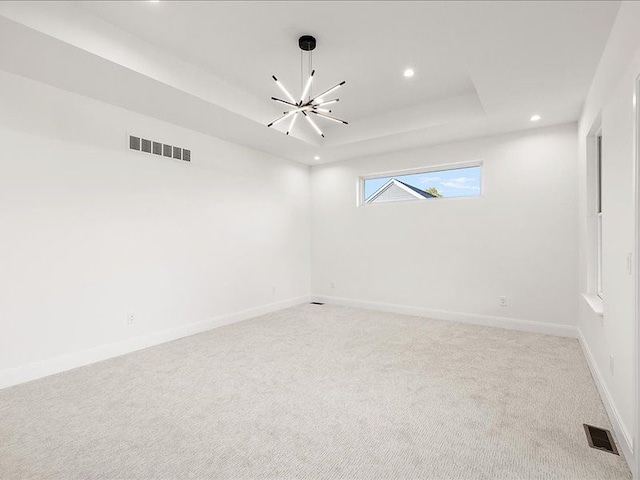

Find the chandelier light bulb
[[272, 76, 296, 104], [311, 111, 348, 125], [286, 112, 298, 136], [310, 82, 345, 104], [315, 99, 339, 107], [303, 112, 324, 137], [266, 110, 296, 128], [300, 70, 315, 102]]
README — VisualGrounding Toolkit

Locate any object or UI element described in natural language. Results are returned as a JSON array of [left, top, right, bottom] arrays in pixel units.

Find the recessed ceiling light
[[403, 68, 414, 78], [314, 155, 320, 160], [530, 114, 541, 122]]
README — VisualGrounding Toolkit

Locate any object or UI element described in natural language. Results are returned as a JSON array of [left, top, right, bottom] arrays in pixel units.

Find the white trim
[[634, 74, 640, 480], [578, 331, 635, 469], [311, 294, 578, 338], [596, 130, 604, 298], [360, 159, 483, 181], [0, 295, 310, 390], [360, 189, 483, 208], [582, 293, 604, 316], [586, 116, 603, 297]]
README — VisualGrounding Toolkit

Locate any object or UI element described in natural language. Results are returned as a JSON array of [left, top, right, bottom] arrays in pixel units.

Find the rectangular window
[[361, 164, 481, 205], [596, 133, 603, 298]]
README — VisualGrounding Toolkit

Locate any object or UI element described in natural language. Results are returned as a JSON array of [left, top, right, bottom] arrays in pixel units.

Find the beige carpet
[[0, 304, 632, 479]]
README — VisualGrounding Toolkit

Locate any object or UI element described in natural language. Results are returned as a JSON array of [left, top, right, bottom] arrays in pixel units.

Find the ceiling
[[0, 1, 621, 164]]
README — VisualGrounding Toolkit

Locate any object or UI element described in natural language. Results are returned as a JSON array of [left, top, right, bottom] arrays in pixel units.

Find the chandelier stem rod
[[309, 49, 312, 101]]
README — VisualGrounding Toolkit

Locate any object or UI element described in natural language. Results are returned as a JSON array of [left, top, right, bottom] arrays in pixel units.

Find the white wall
[[0, 71, 310, 385], [577, 1, 640, 473], [2, 9, 636, 473], [310, 124, 579, 336]]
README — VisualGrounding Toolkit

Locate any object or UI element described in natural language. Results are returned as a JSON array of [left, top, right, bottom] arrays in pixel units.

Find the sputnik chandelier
[[268, 35, 347, 138]]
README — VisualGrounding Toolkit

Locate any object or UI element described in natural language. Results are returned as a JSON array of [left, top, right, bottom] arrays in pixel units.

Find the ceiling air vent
[[583, 424, 619, 455], [309, 302, 325, 305], [129, 135, 191, 163]]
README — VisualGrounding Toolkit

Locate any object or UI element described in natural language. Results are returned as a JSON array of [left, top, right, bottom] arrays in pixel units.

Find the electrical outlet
[[499, 296, 508, 307], [610, 354, 614, 375], [127, 313, 135, 325], [331, 281, 336, 289]]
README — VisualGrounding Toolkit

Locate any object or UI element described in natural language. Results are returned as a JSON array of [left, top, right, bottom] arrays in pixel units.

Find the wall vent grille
[[583, 424, 619, 455], [129, 135, 191, 163]]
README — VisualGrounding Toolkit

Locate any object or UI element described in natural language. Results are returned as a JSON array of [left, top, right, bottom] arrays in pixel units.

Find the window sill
[[582, 293, 604, 317]]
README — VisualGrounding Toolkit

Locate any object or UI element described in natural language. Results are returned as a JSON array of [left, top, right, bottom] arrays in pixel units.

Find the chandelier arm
[[289, 106, 310, 114], [286, 112, 299, 136], [300, 70, 315, 103], [267, 110, 296, 128], [309, 81, 346, 104], [271, 97, 298, 108], [309, 49, 313, 98], [313, 99, 339, 107], [272, 75, 296, 104], [310, 111, 348, 125], [302, 111, 324, 138]]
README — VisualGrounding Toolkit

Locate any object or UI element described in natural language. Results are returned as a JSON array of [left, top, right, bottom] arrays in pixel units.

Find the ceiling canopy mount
[[298, 35, 316, 51]]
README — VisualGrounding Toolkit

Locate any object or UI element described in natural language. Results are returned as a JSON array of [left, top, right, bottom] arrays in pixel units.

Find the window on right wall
[[596, 132, 603, 298]]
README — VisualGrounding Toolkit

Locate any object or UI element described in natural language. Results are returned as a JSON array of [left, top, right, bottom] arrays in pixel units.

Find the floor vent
[[584, 424, 619, 455], [129, 135, 191, 163], [309, 302, 325, 305]]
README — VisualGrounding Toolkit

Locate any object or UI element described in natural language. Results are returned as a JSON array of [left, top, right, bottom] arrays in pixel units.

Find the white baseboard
[[311, 294, 578, 338], [0, 295, 310, 390], [578, 331, 635, 474]]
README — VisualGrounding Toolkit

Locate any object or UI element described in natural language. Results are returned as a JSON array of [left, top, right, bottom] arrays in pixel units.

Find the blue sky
[[364, 166, 481, 200]]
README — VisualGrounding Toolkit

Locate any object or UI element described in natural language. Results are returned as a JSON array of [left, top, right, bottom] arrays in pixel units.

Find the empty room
[[1, 1, 639, 479]]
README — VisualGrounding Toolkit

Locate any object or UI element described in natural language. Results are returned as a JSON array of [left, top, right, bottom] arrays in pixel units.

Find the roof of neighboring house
[[396, 180, 437, 199], [365, 178, 437, 203]]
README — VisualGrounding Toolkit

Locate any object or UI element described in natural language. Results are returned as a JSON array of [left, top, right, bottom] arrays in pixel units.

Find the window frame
[[357, 160, 483, 206], [596, 130, 603, 299]]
